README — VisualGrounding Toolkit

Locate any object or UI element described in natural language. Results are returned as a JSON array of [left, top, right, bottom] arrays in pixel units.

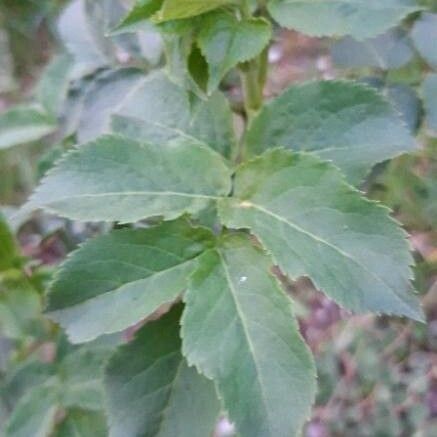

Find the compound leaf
[[198, 11, 271, 94], [268, 0, 421, 40], [0, 106, 57, 150], [244, 80, 416, 184], [105, 305, 220, 437], [27, 134, 231, 223], [112, 71, 236, 159], [182, 234, 316, 437], [219, 150, 423, 321], [47, 220, 214, 343]]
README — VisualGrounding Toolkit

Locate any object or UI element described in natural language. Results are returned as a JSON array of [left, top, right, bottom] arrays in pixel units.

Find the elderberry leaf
[[182, 234, 316, 437], [244, 80, 416, 184], [47, 220, 214, 343], [27, 134, 231, 223], [198, 11, 271, 94], [155, 0, 234, 22], [267, 0, 421, 40], [218, 150, 424, 321], [105, 305, 220, 437]]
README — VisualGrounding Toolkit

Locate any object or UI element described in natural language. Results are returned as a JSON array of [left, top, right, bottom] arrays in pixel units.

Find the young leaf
[[331, 29, 414, 70], [0, 213, 18, 271], [27, 134, 231, 223], [0, 106, 57, 150], [112, 71, 236, 158], [113, 0, 164, 34], [105, 305, 220, 437], [411, 13, 437, 69], [47, 220, 214, 343], [423, 74, 437, 135], [268, 0, 421, 40], [36, 54, 73, 116], [182, 234, 316, 437], [218, 150, 423, 321], [244, 80, 416, 184], [155, 0, 234, 22], [198, 11, 271, 94], [55, 410, 107, 437]]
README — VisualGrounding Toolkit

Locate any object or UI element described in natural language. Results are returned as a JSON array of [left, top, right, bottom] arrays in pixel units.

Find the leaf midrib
[[218, 251, 275, 434]]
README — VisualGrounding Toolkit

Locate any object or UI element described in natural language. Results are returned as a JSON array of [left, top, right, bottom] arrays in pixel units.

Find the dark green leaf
[[113, 0, 164, 34], [105, 305, 220, 437], [47, 220, 214, 343], [55, 410, 107, 437], [27, 134, 231, 223], [244, 80, 416, 184], [182, 234, 316, 437], [218, 150, 423, 320]]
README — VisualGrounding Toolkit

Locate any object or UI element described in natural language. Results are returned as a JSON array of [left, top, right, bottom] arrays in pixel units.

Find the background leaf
[[268, 0, 421, 39], [411, 12, 437, 68], [423, 73, 437, 135]]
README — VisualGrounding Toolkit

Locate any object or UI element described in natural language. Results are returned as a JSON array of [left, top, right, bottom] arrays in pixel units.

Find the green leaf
[[268, 0, 421, 39], [0, 275, 41, 339], [57, 0, 112, 78], [411, 13, 437, 68], [423, 73, 437, 135], [0, 213, 18, 271], [198, 12, 271, 94], [155, 0, 234, 22], [244, 80, 416, 184], [27, 134, 231, 223], [105, 305, 220, 437], [77, 68, 144, 143], [0, 106, 57, 150], [55, 410, 107, 437], [182, 234, 316, 437], [218, 150, 423, 321], [113, 0, 163, 34], [111, 71, 236, 159], [5, 383, 59, 437], [60, 347, 111, 410], [331, 29, 414, 70], [47, 220, 214, 343], [36, 54, 73, 116]]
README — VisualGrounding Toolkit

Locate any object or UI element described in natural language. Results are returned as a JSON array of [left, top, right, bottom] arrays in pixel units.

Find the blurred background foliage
[[0, 1, 436, 436]]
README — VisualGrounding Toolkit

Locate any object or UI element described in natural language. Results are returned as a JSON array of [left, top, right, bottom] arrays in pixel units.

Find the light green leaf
[[155, 0, 234, 22], [0, 106, 57, 150], [244, 80, 416, 184], [105, 305, 220, 437], [331, 29, 414, 70], [218, 150, 423, 321], [77, 68, 144, 143], [27, 134, 231, 223], [111, 71, 236, 158], [55, 410, 107, 437], [182, 234, 316, 437], [36, 54, 73, 116], [47, 220, 214, 343], [411, 13, 437, 69], [57, 0, 112, 78], [423, 73, 437, 135], [0, 213, 18, 271], [268, 0, 421, 39], [113, 0, 163, 34], [5, 383, 59, 437], [198, 12, 271, 94]]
